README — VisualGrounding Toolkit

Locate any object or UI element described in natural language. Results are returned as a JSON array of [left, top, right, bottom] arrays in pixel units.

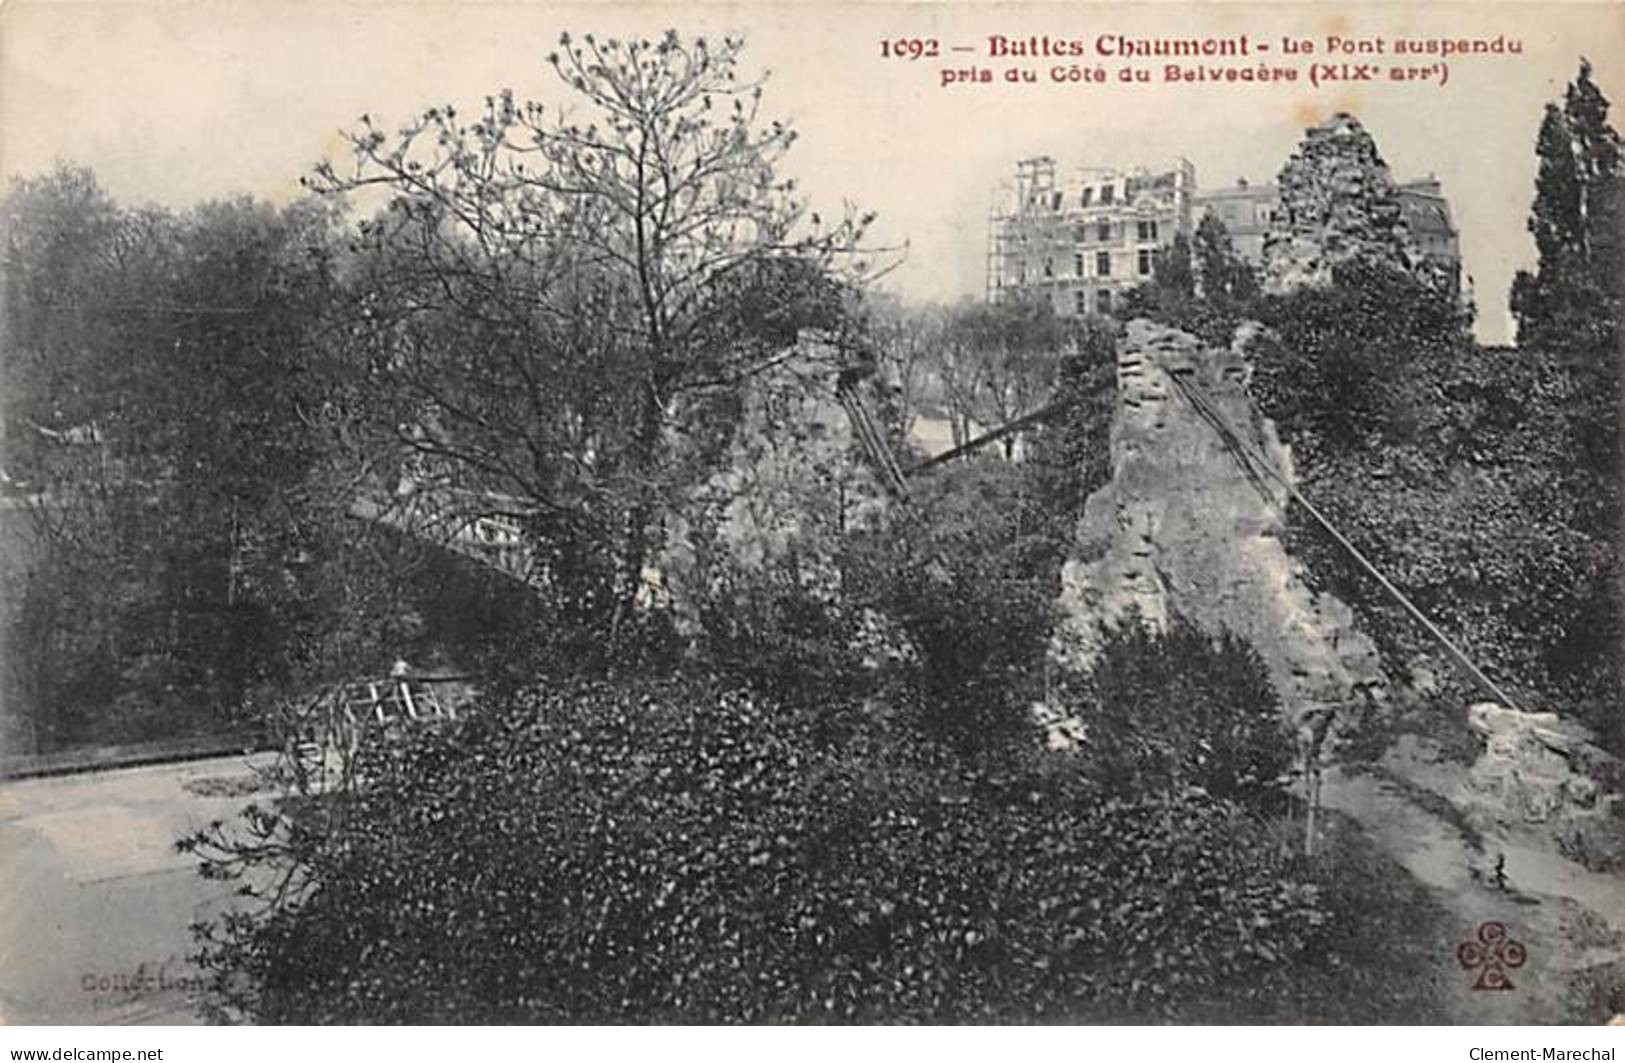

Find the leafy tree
[[1194, 211, 1260, 306], [0, 169, 346, 751], [1120, 217, 1255, 346], [1503, 60, 1624, 748], [1511, 60, 1623, 534], [1156, 230, 1196, 298]]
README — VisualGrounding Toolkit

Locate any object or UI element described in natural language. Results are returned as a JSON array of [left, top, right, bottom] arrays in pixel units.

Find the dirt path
[[1323, 762, 1625, 1024]]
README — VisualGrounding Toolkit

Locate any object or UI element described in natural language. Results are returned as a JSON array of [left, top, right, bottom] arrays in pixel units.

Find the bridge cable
[[907, 400, 1067, 474], [837, 382, 911, 500], [1165, 368, 1527, 714]]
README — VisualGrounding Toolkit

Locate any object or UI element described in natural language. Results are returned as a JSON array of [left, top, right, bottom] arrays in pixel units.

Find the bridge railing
[[272, 674, 480, 793]]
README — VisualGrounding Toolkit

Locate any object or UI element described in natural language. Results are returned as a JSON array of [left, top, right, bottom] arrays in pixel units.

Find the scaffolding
[[986, 155, 1066, 304], [985, 155, 1198, 315]]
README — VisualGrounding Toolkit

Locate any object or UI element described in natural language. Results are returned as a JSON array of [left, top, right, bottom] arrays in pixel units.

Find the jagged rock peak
[[1262, 112, 1431, 294]]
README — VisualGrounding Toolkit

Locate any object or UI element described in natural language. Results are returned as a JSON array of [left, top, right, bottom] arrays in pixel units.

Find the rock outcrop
[[1052, 318, 1386, 738], [656, 341, 892, 629], [1263, 113, 1439, 294], [1464, 703, 1625, 870]]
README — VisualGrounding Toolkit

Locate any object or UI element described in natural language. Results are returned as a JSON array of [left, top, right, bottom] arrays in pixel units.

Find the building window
[[1100, 184, 1116, 205], [1137, 220, 1158, 242], [1096, 221, 1111, 242], [1074, 223, 1088, 242], [1096, 251, 1111, 277], [1074, 253, 1085, 276], [1081, 188, 1094, 207], [1075, 289, 1087, 315], [1097, 289, 1113, 314], [1051, 192, 1063, 211], [1138, 248, 1153, 276], [1044, 257, 1054, 278]]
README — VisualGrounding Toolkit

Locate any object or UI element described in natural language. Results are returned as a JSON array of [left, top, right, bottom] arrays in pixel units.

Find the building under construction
[[985, 156, 1198, 317], [988, 158, 1461, 313]]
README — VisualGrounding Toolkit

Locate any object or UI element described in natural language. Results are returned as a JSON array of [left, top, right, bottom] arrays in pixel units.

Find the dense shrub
[[686, 448, 1074, 753], [692, 557, 876, 712], [187, 678, 1326, 1024], [829, 456, 1083, 751], [1062, 616, 1292, 810], [1017, 330, 1119, 571]]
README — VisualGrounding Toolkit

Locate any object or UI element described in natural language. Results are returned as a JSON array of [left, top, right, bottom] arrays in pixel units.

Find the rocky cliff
[[1051, 318, 1387, 740]]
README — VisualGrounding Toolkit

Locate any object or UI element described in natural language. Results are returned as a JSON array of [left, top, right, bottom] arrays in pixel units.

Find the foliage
[[1, 34, 874, 751], [1250, 260, 1473, 461], [1504, 61, 1624, 747], [185, 677, 1329, 1024], [1017, 321, 1119, 548], [1120, 214, 1258, 346], [1247, 813, 1454, 1023], [1512, 59, 1624, 382], [310, 32, 870, 649], [0, 167, 344, 751], [1061, 616, 1292, 810], [691, 552, 874, 712], [1248, 257, 1619, 750], [1194, 211, 1261, 308], [1231, 66, 1622, 751], [842, 464, 1060, 752], [684, 446, 1063, 753]]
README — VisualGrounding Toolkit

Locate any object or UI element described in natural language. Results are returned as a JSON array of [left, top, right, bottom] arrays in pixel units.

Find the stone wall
[[1052, 318, 1386, 738]]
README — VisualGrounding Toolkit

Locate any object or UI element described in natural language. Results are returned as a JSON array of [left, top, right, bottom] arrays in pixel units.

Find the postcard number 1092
[[880, 38, 941, 59]]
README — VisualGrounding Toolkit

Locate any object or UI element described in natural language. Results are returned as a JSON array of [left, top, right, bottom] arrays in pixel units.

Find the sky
[[4, 1, 1624, 344]]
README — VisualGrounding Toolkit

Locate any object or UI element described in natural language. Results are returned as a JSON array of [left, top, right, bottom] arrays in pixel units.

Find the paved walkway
[[0, 753, 275, 1025]]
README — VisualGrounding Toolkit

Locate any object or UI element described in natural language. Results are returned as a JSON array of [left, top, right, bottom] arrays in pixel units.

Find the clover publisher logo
[[1457, 921, 1527, 990]]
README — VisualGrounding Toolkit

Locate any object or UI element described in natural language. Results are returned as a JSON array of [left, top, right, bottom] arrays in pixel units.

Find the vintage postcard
[[0, 0, 1622, 1033]]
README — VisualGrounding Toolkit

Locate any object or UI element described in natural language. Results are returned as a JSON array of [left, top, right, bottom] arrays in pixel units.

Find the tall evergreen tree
[[1512, 60, 1623, 360], [1156, 231, 1196, 299], [1506, 59, 1623, 747], [1510, 60, 1622, 520], [1193, 212, 1259, 306]]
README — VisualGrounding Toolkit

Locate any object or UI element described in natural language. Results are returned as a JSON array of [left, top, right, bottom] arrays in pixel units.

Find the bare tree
[[930, 297, 1078, 454], [309, 31, 870, 639]]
